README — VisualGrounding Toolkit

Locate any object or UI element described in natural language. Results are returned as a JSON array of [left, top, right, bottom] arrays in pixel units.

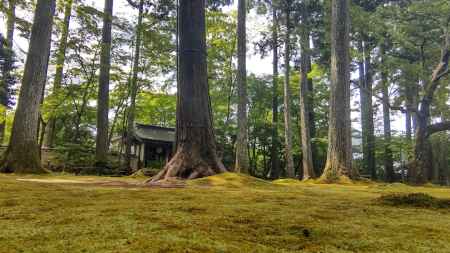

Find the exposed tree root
[[320, 162, 356, 184], [147, 147, 227, 183]]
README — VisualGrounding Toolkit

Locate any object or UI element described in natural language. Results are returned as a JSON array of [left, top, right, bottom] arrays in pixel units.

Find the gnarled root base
[[0, 142, 48, 174], [147, 148, 226, 183], [319, 163, 356, 184]]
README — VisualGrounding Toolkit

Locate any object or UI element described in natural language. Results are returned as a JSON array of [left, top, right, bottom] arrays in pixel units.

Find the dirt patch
[[17, 179, 91, 184], [17, 178, 186, 189]]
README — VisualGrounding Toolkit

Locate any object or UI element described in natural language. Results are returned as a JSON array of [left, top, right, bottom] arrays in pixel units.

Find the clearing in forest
[[1, 173, 450, 253]]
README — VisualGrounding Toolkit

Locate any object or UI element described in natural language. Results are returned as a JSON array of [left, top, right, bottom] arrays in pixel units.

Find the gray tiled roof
[[134, 123, 175, 143]]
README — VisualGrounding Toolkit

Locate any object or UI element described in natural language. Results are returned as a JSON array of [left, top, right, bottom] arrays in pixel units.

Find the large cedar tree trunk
[[299, 11, 315, 180], [0, 0, 16, 144], [283, 1, 295, 178], [269, 7, 280, 179], [321, 0, 354, 182], [44, 0, 73, 148], [1, 0, 56, 173], [410, 36, 450, 184], [96, 0, 114, 166], [124, 0, 144, 173], [235, 0, 250, 173], [149, 0, 226, 182]]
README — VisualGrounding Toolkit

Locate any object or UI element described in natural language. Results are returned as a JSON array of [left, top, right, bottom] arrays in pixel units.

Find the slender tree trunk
[[124, 0, 144, 174], [299, 11, 315, 180], [358, 40, 376, 179], [321, 0, 354, 182], [305, 29, 319, 175], [405, 109, 412, 142], [404, 81, 419, 140], [96, 0, 114, 166], [0, 0, 16, 145], [1, 0, 56, 174], [38, 117, 47, 152], [149, 0, 226, 182], [381, 46, 394, 182], [235, 0, 250, 173], [269, 7, 280, 179], [44, 0, 73, 148], [283, 1, 295, 178]]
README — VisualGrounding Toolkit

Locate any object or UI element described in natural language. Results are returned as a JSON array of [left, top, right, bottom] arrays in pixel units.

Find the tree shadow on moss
[[377, 193, 450, 209]]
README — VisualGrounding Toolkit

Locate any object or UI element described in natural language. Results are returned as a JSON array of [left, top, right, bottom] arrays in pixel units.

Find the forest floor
[[1, 173, 450, 253]]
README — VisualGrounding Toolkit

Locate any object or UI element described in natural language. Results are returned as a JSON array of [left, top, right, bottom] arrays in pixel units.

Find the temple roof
[[133, 123, 175, 143]]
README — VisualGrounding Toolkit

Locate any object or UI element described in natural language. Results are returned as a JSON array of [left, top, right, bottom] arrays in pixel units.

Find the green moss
[[1, 173, 450, 252], [378, 193, 450, 209], [188, 172, 270, 188]]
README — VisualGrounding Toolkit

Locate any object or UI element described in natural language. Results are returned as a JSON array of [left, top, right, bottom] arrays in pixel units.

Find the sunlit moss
[[1, 173, 450, 252]]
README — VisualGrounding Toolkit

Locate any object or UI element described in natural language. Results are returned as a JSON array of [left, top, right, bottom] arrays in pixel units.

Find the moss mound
[[317, 175, 354, 185], [378, 193, 450, 209], [189, 172, 270, 188], [272, 178, 303, 185]]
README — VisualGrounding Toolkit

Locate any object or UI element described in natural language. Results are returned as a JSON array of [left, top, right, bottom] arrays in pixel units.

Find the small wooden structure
[[111, 124, 175, 170]]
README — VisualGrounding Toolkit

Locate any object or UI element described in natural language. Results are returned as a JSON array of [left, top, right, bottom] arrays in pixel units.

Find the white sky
[[0, 0, 405, 135]]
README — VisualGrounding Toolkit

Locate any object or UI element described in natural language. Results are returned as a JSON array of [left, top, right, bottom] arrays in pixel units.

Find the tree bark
[[124, 0, 144, 174], [283, 1, 295, 178], [321, 0, 354, 182], [0, 0, 16, 144], [410, 35, 449, 184], [235, 0, 250, 173], [1, 0, 56, 174], [299, 9, 315, 180], [405, 108, 412, 142], [358, 40, 376, 180], [380, 45, 394, 182], [431, 134, 449, 185], [149, 0, 226, 182], [269, 7, 280, 179], [96, 0, 114, 166], [44, 0, 73, 148]]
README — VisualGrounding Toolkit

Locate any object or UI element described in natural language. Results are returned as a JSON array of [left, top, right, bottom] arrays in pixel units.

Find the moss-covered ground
[[1, 172, 450, 252]]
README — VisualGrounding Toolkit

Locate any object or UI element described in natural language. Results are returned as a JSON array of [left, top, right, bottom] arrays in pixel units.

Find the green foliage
[[135, 92, 176, 127], [53, 143, 96, 170]]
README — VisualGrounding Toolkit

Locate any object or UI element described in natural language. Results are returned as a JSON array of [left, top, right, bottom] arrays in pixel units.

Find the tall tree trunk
[[405, 80, 419, 140], [269, 7, 280, 179], [0, 0, 16, 145], [96, 0, 114, 166], [235, 0, 250, 173], [44, 0, 73, 148], [299, 9, 315, 180], [431, 133, 449, 185], [380, 45, 394, 182], [405, 109, 412, 142], [305, 32, 318, 175], [124, 0, 144, 174], [1, 0, 56, 174], [149, 0, 226, 182], [321, 0, 354, 182], [358, 40, 376, 179], [410, 36, 450, 184], [283, 1, 295, 178]]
